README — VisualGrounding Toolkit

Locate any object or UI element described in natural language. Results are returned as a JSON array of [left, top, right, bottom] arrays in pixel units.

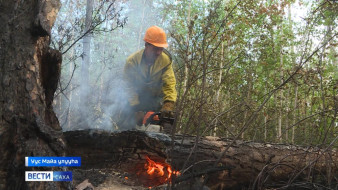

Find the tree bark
[[0, 0, 67, 189], [64, 130, 337, 189], [278, 42, 283, 143], [81, 0, 93, 86], [213, 42, 224, 137], [137, 0, 147, 50], [79, 0, 93, 128]]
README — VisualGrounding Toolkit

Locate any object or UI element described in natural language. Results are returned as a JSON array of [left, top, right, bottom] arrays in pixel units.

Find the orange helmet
[[144, 26, 168, 48]]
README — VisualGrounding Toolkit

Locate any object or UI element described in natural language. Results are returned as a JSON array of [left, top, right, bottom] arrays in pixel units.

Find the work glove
[[160, 101, 175, 134], [160, 101, 175, 112]]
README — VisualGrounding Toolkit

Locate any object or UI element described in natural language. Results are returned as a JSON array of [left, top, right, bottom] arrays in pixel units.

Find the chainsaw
[[141, 111, 175, 133]]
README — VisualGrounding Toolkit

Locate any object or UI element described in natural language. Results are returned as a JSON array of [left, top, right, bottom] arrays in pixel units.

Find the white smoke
[[52, 0, 165, 131]]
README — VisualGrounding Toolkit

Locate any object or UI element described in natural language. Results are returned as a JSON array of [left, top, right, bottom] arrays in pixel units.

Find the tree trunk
[[213, 42, 224, 136], [137, 0, 147, 50], [182, 0, 192, 98], [318, 25, 331, 143], [292, 85, 298, 144], [0, 0, 67, 189], [81, 0, 93, 86], [176, 0, 192, 133], [79, 0, 93, 127], [64, 130, 337, 189], [285, 87, 290, 142]]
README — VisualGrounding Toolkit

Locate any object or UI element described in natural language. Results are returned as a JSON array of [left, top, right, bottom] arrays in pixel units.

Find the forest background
[[51, 0, 337, 146]]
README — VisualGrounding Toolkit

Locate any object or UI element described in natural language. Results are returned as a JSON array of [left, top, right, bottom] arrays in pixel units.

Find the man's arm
[[162, 62, 177, 104]]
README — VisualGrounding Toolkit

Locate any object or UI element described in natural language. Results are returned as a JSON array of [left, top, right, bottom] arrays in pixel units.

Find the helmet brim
[[148, 41, 168, 48]]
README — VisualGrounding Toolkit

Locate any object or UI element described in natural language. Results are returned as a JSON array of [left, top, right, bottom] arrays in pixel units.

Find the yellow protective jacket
[[124, 49, 177, 107]]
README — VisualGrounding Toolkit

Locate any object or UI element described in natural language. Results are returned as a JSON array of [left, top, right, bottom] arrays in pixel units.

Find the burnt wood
[[64, 130, 337, 189]]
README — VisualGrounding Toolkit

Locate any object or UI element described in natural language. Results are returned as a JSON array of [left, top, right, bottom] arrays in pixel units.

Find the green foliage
[[52, 0, 337, 146], [160, 0, 337, 145]]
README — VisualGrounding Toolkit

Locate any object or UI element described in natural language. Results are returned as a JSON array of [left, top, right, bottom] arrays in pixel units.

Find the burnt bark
[[0, 0, 67, 189], [64, 130, 337, 190]]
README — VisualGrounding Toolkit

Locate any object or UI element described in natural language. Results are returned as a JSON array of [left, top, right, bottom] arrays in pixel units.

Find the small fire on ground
[[136, 156, 180, 187]]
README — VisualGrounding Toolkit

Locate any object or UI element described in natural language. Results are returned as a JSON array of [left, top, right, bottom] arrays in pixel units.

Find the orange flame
[[146, 156, 165, 176], [145, 156, 180, 182]]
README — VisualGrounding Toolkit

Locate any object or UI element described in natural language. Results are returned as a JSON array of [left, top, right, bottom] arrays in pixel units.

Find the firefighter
[[120, 26, 177, 129]]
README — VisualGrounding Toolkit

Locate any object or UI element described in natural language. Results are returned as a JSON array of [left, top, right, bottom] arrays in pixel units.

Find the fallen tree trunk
[[64, 130, 337, 189]]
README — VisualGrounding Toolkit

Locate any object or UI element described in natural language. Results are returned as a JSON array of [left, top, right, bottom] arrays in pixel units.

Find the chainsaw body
[[142, 111, 175, 133]]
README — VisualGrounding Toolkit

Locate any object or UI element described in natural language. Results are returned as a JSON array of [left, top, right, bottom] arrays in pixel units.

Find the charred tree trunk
[[0, 0, 67, 189], [64, 130, 337, 189]]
